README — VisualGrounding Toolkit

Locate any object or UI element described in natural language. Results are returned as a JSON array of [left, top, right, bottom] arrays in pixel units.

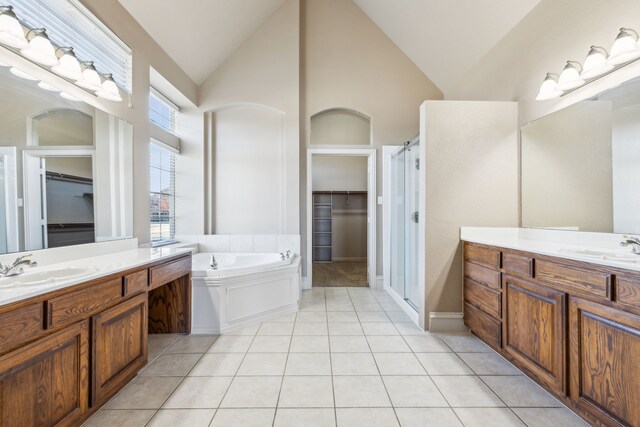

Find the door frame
[[306, 148, 377, 288], [23, 149, 95, 250]]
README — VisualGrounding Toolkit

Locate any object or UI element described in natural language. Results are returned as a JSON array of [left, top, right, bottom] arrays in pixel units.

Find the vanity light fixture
[[96, 73, 122, 102], [9, 66, 37, 80], [0, 6, 27, 49], [581, 46, 614, 79], [557, 61, 585, 91], [37, 81, 60, 92], [536, 73, 563, 101], [51, 47, 82, 80], [21, 28, 58, 67], [608, 28, 640, 65], [537, 26, 640, 101], [76, 61, 102, 91]]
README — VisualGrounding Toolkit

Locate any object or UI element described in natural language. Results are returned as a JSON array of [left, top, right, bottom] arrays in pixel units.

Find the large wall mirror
[[521, 76, 640, 234], [0, 65, 133, 255]]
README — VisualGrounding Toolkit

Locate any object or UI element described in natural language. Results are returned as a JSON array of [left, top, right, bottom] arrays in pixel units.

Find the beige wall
[[522, 101, 613, 232], [75, 0, 198, 244], [302, 0, 443, 277], [448, 0, 640, 125], [311, 109, 371, 146], [312, 156, 368, 192], [198, 0, 300, 235], [422, 101, 519, 318], [46, 157, 93, 180]]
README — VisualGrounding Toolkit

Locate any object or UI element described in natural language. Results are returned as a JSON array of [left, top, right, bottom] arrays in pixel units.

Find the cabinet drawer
[[123, 269, 148, 297], [47, 278, 122, 329], [464, 278, 501, 319], [464, 261, 501, 289], [503, 253, 534, 278], [0, 303, 45, 353], [536, 260, 611, 299], [149, 256, 191, 290], [464, 244, 501, 269], [464, 302, 501, 349]]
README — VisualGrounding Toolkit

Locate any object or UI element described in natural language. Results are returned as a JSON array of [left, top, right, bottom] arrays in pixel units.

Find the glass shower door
[[390, 139, 420, 311]]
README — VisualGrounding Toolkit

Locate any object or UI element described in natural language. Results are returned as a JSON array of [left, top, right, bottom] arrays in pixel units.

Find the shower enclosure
[[389, 138, 421, 311]]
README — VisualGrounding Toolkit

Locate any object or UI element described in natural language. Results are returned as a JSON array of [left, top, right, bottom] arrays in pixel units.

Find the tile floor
[[83, 287, 588, 427]]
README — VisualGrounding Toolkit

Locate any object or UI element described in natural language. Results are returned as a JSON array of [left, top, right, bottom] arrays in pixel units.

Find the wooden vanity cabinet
[[0, 252, 191, 427], [0, 321, 89, 427], [463, 242, 640, 426], [91, 293, 148, 406]]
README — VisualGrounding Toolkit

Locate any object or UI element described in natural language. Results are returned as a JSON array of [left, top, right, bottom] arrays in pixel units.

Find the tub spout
[[209, 254, 218, 270]]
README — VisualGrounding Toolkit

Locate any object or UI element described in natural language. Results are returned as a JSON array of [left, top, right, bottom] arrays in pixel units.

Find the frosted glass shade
[[536, 73, 562, 101], [557, 61, 585, 91], [76, 61, 102, 91], [0, 6, 27, 49], [581, 46, 614, 79], [38, 81, 61, 92], [96, 74, 122, 102], [52, 47, 82, 80], [608, 28, 640, 65], [21, 29, 58, 67], [60, 92, 80, 102], [9, 67, 37, 81]]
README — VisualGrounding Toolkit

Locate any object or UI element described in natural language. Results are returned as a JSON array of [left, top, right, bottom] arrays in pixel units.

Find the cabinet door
[[0, 322, 89, 427], [503, 275, 566, 395], [569, 297, 640, 427], [91, 294, 147, 406]]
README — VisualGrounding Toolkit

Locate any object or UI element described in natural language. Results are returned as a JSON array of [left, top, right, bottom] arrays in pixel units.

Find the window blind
[[149, 142, 176, 243], [6, 0, 133, 92], [149, 87, 178, 134]]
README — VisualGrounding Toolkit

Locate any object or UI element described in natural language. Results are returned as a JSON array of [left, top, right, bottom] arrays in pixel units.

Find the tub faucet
[[0, 254, 38, 277], [279, 252, 286, 261], [286, 250, 292, 259], [209, 254, 218, 270], [620, 236, 640, 254]]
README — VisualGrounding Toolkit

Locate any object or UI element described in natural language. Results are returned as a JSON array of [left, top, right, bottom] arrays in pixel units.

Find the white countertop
[[0, 247, 192, 307], [461, 227, 640, 273]]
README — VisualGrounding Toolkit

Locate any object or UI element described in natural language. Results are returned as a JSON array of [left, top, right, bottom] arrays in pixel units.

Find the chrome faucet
[[286, 250, 292, 259], [209, 254, 218, 270], [620, 236, 640, 254], [0, 254, 38, 277], [279, 252, 286, 261]]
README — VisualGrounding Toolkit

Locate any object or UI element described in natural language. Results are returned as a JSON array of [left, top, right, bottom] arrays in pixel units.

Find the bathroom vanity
[[462, 234, 640, 427], [0, 248, 192, 427]]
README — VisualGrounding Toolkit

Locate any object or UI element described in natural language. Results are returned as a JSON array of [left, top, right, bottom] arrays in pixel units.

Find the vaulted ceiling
[[117, 0, 285, 84], [119, 0, 542, 93]]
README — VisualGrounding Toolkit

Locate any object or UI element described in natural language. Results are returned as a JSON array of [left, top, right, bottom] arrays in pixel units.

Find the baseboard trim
[[301, 276, 311, 290], [428, 312, 468, 333]]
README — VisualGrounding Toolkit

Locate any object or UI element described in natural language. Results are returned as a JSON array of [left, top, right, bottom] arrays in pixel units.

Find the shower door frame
[[306, 148, 377, 289], [382, 145, 426, 329]]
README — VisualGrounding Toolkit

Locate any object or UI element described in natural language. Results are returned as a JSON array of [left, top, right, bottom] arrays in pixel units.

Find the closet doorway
[[306, 149, 376, 288]]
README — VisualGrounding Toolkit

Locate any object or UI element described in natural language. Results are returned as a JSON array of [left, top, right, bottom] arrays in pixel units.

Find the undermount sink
[[0, 266, 99, 288], [560, 247, 640, 263]]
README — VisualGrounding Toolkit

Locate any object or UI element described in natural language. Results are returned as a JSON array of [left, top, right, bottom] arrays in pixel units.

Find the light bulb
[[0, 6, 27, 49], [76, 61, 102, 91], [536, 73, 562, 101], [21, 28, 58, 67], [9, 67, 37, 81], [51, 47, 82, 80], [60, 92, 80, 102], [608, 28, 640, 65], [38, 81, 61, 92], [557, 61, 585, 91], [96, 73, 122, 102], [581, 46, 613, 79]]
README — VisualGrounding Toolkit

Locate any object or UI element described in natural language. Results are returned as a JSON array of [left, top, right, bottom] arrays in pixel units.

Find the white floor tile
[[395, 408, 462, 427], [237, 353, 288, 376], [278, 376, 334, 407], [361, 323, 400, 336], [382, 376, 448, 407], [294, 322, 329, 336], [220, 376, 282, 408], [162, 376, 232, 408], [336, 408, 399, 427], [415, 353, 474, 375], [285, 353, 332, 375], [274, 408, 336, 427], [481, 376, 562, 407], [431, 376, 504, 407], [147, 409, 215, 427], [290, 336, 330, 353], [208, 336, 254, 353], [332, 353, 379, 375], [373, 353, 426, 375], [329, 335, 371, 352], [328, 322, 365, 336], [333, 376, 392, 407], [210, 409, 275, 427], [189, 353, 244, 376], [366, 336, 411, 352], [258, 322, 295, 336], [249, 336, 292, 353], [453, 408, 525, 427]]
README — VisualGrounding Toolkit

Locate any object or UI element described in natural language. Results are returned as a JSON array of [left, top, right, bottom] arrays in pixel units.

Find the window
[[7, 0, 133, 92], [149, 143, 175, 244], [149, 88, 178, 134]]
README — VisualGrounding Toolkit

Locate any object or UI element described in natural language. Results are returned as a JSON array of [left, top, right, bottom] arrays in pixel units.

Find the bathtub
[[191, 252, 301, 334]]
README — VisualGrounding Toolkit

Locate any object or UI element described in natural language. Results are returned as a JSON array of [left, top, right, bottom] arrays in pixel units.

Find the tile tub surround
[[461, 227, 640, 272], [175, 234, 301, 256], [83, 287, 588, 427]]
